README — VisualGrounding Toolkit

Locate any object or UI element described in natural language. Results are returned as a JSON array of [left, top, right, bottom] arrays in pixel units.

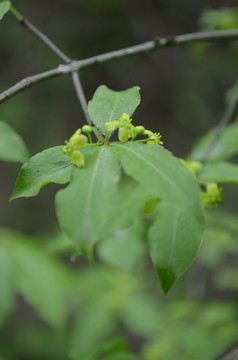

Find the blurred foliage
[[1, 208, 238, 359], [1, 1, 238, 359], [199, 7, 238, 30]]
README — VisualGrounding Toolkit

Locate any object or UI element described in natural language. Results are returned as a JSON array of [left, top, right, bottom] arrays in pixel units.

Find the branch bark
[[71, 71, 92, 125], [9, 5, 93, 125], [1, 29, 238, 104], [10, 6, 71, 63]]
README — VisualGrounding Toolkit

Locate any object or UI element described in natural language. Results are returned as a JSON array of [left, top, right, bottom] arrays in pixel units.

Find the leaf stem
[[87, 133, 93, 144], [92, 127, 105, 142], [9, 6, 23, 22], [83, 143, 103, 148], [133, 138, 150, 143]]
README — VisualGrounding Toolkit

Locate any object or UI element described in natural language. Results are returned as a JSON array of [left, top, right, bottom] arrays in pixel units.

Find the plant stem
[[84, 142, 103, 148], [10, 6, 71, 63], [87, 133, 93, 144], [71, 71, 92, 125], [1, 29, 238, 103], [8, 5, 95, 127], [133, 138, 151, 143], [92, 127, 105, 143], [9, 6, 23, 22], [78, 29, 238, 70]]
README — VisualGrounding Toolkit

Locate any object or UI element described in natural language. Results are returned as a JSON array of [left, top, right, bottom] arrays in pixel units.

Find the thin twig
[[200, 97, 238, 163], [9, 5, 94, 125], [1, 29, 238, 103], [0, 67, 65, 102], [21, 18, 72, 63], [10, 6, 71, 63], [78, 29, 238, 69], [71, 71, 92, 125]]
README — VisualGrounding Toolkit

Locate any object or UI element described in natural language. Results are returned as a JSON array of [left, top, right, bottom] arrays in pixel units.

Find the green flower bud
[[63, 144, 69, 155], [82, 125, 93, 133], [147, 133, 162, 145], [105, 120, 120, 131], [191, 161, 202, 173], [129, 124, 136, 139], [119, 113, 131, 122], [69, 133, 88, 150], [181, 160, 202, 176], [118, 127, 131, 142], [202, 183, 223, 207], [135, 126, 145, 134], [70, 150, 85, 168]]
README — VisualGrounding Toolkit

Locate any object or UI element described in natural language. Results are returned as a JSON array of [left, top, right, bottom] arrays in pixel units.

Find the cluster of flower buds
[[201, 183, 223, 207], [105, 113, 162, 145], [63, 125, 92, 167]]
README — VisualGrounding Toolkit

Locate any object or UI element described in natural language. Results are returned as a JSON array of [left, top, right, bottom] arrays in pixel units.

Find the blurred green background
[[1, 0, 238, 359]]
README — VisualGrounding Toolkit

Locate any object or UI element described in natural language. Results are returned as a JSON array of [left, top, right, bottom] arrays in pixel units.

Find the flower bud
[[181, 160, 202, 176], [82, 125, 93, 133], [146, 133, 162, 145], [202, 183, 223, 207], [69, 134, 88, 150], [118, 127, 131, 142], [105, 120, 120, 131], [70, 150, 85, 168], [135, 126, 145, 134], [119, 113, 131, 122]]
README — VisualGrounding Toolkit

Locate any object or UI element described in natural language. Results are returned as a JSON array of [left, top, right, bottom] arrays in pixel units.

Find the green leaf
[[10, 146, 73, 200], [98, 220, 146, 272], [148, 202, 204, 294], [189, 123, 238, 163], [0, 121, 29, 163], [0, 244, 15, 328], [88, 85, 140, 136], [9, 233, 68, 329], [198, 161, 238, 184], [112, 142, 203, 206], [0, 1, 11, 20], [112, 142, 205, 293], [55, 146, 121, 255], [100, 177, 156, 238]]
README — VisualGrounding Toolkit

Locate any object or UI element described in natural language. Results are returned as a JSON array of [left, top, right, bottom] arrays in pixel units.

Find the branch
[[78, 29, 238, 69], [1, 29, 238, 103], [9, 5, 93, 125], [71, 71, 92, 125], [10, 6, 71, 63], [0, 67, 65, 102], [200, 97, 238, 163], [215, 343, 238, 360]]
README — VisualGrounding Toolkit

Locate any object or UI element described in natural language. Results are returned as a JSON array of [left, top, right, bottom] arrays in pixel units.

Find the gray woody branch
[[1, 29, 238, 104], [9, 5, 92, 124]]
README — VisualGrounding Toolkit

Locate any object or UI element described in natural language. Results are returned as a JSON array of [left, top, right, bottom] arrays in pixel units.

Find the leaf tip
[[156, 267, 177, 295]]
